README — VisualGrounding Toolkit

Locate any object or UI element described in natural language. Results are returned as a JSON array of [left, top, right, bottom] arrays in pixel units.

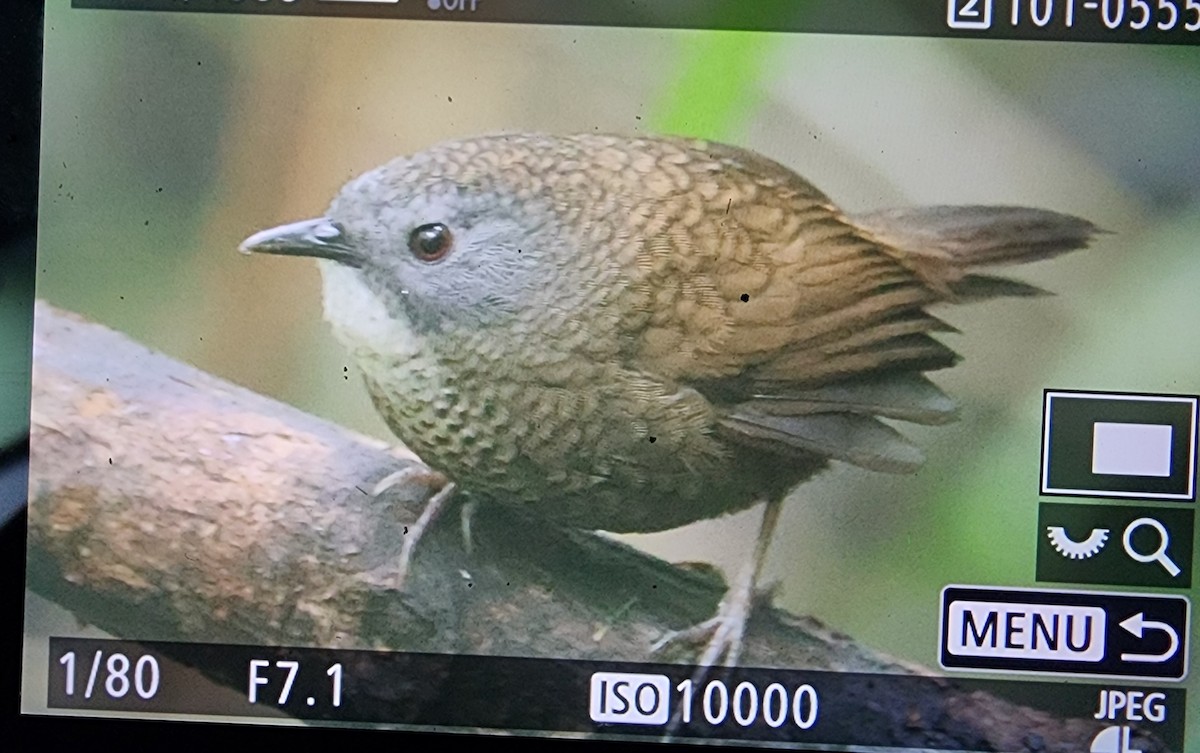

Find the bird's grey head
[[239, 150, 581, 335]]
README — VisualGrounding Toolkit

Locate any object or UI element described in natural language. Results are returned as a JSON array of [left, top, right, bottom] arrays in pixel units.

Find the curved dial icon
[[1047, 526, 1110, 559]]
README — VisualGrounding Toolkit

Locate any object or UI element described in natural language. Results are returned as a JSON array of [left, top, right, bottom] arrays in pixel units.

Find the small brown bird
[[241, 132, 1096, 666]]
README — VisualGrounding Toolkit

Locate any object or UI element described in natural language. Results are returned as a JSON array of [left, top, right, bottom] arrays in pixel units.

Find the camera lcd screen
[[21, 2, 1200, 750]]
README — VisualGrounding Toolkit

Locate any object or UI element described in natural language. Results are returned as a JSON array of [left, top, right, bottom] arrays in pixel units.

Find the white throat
[[317, 260, 428, 360]]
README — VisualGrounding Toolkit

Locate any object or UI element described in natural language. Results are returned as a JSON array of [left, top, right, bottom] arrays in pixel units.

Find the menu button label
[[947, 601, 1105, 662]]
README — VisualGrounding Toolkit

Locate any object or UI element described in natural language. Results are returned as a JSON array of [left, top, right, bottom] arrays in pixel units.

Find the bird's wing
[[620, 138, 1093, 472], [624, 138, 961, 386]]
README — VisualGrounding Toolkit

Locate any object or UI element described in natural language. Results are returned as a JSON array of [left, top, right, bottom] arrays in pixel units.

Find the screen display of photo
[[19, 1, 1200, 750]]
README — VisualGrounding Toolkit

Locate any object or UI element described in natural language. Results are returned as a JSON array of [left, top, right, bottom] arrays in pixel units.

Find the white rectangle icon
[[947, 0, 994, 29], [1041, 391, 1197, 500], [1092, 422, 1174, 477], [946, 601, 1106, 662], [589, 672, 671, 725]]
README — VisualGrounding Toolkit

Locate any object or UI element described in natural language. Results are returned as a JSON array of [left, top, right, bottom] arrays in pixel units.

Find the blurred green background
[[24, 0, 1200, 741]]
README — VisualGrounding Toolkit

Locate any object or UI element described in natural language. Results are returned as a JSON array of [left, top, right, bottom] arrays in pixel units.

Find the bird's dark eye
[[408, 223, 453, 262]]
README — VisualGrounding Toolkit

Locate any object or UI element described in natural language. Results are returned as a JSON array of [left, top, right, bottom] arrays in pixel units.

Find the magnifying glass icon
[[1122, 518, 1181, 577]]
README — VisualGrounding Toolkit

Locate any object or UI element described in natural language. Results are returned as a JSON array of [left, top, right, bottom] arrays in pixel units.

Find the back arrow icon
[[1119, 612, 1179, 663]]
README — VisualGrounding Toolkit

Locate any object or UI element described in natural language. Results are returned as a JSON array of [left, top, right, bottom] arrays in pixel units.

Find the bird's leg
[[655, 495, 784, 741], [651, 494, 783, 667], [371, 466, 458, 590], [460, 497, 478, 557]]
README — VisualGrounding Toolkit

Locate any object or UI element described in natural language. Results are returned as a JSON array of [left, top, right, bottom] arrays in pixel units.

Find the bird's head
[[239, 136, 625, 340]]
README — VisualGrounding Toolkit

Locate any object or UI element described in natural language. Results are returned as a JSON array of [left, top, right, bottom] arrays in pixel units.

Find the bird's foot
[[371, 464, 448, 498], [371, 465, 458, 590], [651, 495, 783, 669], [650, 558, 758, 668], [651, 562, 778, 742]]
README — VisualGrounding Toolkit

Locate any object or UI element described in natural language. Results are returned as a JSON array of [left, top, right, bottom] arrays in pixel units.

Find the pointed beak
[[238, 217, 363, 268]]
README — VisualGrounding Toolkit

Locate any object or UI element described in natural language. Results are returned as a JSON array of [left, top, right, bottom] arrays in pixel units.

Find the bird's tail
[[850, 205, 1102, 300]]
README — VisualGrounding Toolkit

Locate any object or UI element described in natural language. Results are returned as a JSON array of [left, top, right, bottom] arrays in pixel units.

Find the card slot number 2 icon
[[948, 0, 995, 28]]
